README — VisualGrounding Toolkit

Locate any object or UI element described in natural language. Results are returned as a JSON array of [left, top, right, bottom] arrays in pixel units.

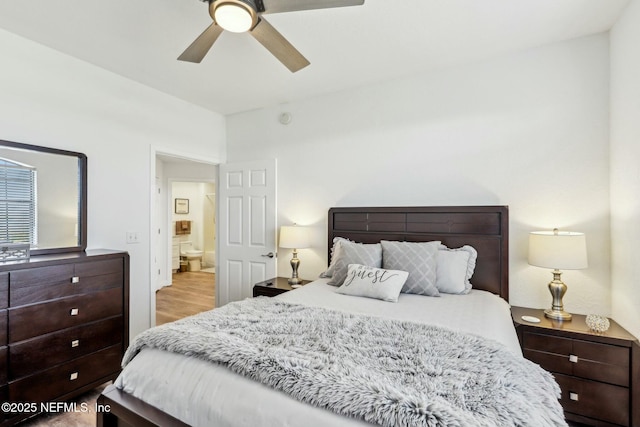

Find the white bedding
[[115, 279, 521, 427]]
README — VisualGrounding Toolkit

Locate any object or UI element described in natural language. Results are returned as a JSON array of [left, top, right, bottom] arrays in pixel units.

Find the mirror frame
[[0, 139, 87, 255]]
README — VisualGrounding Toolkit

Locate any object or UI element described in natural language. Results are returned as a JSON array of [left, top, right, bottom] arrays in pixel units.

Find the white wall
[[0, 28, 226, 340], [610, 1, 640, 339], [227, 34, 612, 317]]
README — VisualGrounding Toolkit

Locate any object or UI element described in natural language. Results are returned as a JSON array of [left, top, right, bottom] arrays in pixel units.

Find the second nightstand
[[253, 277, 311, 298], [512, 306, 639, 427]]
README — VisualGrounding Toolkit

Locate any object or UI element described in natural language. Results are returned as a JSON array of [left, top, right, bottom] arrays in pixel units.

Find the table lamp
[[279, 225, 310, 285], [528, 228, 588, 321]]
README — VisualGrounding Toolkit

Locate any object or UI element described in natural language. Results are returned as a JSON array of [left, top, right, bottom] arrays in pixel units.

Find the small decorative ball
[[585, 314, 610, 333]]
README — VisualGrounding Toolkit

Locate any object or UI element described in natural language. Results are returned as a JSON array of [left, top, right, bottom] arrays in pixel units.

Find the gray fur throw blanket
[[123, 298, 567, 427]]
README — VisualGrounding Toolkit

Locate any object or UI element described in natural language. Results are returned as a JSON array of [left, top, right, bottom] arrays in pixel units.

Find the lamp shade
[[528, 230, 588, 270], [279, 226, 310, 249]]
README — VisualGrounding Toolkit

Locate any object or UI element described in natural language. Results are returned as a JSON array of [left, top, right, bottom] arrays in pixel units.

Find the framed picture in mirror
[[175, 198, 189, 214]]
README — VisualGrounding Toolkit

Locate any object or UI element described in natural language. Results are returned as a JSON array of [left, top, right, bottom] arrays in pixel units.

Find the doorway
[[152, 154, 218, 326]]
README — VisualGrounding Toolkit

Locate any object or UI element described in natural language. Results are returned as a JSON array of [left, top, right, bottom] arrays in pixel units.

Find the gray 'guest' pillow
[[381, 240, 441, 296], [326, 240, 382, 286], [336, 264, 409, 302]]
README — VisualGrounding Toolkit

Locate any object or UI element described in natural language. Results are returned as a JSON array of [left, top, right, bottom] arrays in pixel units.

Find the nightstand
[[253, 277, 311, 297], [512, 306, 640, 427]]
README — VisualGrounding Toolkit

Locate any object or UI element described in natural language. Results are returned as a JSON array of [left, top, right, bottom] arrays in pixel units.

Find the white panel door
[[217, 159, 277, 306]]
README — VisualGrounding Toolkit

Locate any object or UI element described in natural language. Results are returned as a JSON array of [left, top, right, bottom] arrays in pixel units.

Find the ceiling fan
[[178, 0, 365, 72]]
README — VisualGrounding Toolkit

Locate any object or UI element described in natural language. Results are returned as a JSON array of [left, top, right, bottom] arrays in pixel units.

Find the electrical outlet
[[126, 231, 141, 244]]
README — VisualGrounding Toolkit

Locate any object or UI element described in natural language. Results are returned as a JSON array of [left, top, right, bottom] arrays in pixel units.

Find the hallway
[[156, 271, 215, 325]]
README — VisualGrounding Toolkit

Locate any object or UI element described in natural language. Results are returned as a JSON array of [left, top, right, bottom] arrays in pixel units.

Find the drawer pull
[[71, 339, 80, 348], [70, 308, 79, 316], [71, 276, 80, 284], [70, 372, 78, 381], [569, 354, 578, 363], [569, 392, 579, 401]]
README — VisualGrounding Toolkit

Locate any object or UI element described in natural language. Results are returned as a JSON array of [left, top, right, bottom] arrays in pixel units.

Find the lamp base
[[544, 308, 572, 321], [288, 249, 302, 286], [544, 269, 572, 321], [287, 277, 303, 285]]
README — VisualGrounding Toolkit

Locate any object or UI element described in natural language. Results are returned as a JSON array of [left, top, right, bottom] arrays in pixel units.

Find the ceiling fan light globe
[[214, 3, 255, 33]]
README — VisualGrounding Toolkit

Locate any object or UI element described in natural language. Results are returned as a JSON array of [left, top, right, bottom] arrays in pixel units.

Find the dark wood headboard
[[328, 206, 509, 300]]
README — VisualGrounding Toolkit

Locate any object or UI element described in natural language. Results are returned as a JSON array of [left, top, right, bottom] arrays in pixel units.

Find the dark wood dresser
[[513, 306, 640, 427], [0, 249, 129, 426]]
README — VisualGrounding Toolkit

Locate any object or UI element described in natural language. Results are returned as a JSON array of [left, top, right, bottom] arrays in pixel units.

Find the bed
[[97, 206, 566, 427]]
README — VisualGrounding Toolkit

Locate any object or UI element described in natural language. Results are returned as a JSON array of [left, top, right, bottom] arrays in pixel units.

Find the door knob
[[261, 252, 275, 258]]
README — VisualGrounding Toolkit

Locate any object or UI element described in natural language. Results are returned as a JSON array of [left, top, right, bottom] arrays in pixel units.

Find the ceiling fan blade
[[250, 17, 310, 72], [261, 0, 364, 14], [178, 23, 224, 63]]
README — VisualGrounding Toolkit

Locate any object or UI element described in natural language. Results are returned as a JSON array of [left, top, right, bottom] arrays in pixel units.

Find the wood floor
[[156, 271, 215, 325]]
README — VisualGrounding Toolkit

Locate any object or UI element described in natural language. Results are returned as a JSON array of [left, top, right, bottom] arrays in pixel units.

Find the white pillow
[[336, 264, 408, 302], [436, 245, 477, 294]]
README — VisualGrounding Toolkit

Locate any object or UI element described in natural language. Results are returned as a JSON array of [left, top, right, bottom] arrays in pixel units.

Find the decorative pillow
[[335, 264, 409, 302], [326, 240, 382, 286], [320, 237, 349, 278], [436, 244, 477, 294], [381, 240, 441, 296]]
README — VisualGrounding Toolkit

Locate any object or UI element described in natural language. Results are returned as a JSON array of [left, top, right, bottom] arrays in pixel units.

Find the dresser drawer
[[74, 258, 123, 279], [0, 272, 7, 309], [8, 344, 121, 403], [0, 310, 6, 347], [555, 373, 629, 426], [523, 332, 630, 386], [9, 264, 74, 306], [10, 259, 123, 306], [9, 316, 123, 379], [8, 287, 122, 342], [523, 332, 572, 355], [572, 340, 629, 387], [0, 347, 7, 384]]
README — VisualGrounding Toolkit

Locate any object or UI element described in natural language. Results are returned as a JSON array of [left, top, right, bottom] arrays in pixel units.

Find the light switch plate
[[126, 231, 141, 244]]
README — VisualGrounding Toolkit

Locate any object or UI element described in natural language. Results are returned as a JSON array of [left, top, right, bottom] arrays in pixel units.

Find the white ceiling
[[0, 0, 629, 116]]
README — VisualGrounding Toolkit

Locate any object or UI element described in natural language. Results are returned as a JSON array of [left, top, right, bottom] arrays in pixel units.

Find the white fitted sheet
[[115, 279, 521, 427]]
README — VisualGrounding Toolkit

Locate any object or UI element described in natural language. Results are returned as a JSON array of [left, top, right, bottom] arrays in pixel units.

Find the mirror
[[0, 140, 87, 255]]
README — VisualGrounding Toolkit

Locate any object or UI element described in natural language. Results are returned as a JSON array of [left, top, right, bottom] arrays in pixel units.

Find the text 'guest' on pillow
[[335, 264, 409, 302]]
